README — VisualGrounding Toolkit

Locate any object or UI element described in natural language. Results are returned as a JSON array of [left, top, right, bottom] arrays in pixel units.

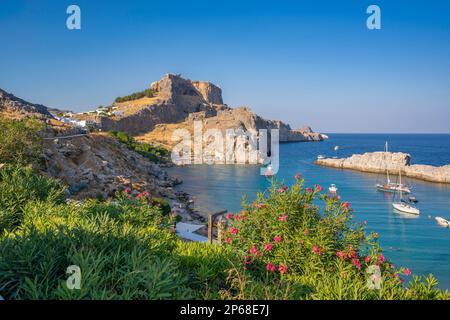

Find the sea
[[168, 134, 450, 290]]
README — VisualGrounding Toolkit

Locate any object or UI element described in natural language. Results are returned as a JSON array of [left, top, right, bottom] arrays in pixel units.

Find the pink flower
[[234, 215, 240, 221], [266, 263, 276, 272], [312, 245, 322, 255], [305, 188, 313, 193], [404, 268, 411, 276], [278, 264, 288, 274], [283, 185, 288, 191], [249, 246, 259, 255], [225, 237, 233, 244], [303, 229, 310, 235], [336, 251, 345, 260], [226, 212, 234, 220], [343, 201, 350, 209], [257, 203, 265, 209], [229, 227, 238, 235], [274, 236, 282, 243], [352, 257, 361, 270], [378, 253, 385, 264], [315, 184, 323, 192], [277, 188, 284, 193], [295, 173, 302, 180], [244, 256, 251, 265], [124, 187, 131, 194], [264, 243, 273, 251], [365, 256, 371, 263], [278, 214, 288, 222]]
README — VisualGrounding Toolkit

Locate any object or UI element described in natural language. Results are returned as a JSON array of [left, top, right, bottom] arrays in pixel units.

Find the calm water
[[168, 134, 450, 289]]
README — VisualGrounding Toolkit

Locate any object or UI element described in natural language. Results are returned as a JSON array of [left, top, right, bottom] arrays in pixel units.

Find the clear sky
[[1, 0, 449, 133]]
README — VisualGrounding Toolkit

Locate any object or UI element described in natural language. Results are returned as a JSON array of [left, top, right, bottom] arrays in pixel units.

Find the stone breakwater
[[315, 152, 450, 184]]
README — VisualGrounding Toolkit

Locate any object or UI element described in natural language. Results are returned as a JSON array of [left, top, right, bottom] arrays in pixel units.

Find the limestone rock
[[316, 152, 450, 184]]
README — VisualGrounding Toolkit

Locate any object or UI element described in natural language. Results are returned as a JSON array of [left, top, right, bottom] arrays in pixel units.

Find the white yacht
[[392, 169, 420, 215]]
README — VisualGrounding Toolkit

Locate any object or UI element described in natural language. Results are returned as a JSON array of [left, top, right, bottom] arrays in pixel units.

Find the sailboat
[[392, 168, 420, 215], [376, 142, 411, 194]]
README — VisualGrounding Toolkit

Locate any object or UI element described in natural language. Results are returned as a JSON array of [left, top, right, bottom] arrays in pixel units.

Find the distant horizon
[[1, 0, 449, 133]]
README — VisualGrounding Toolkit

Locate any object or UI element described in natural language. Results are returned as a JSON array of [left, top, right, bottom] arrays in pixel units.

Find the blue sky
[[1, 0, 449, 133]]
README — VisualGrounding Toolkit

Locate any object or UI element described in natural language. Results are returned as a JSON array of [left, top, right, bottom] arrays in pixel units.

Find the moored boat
[[328, 184, 338, 193], [393, 200, 420, 215], [435, 217, 450, 228], [392, 168, 420, 215], [377, 142, 411, 194]]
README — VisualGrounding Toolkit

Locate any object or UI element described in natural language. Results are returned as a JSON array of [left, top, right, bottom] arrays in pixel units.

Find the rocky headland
[[77, 74, 326, 144], [316, 152, 450, 184]]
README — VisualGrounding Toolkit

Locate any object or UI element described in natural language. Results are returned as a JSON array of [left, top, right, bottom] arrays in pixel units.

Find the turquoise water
[[168, 134, 450, 289]]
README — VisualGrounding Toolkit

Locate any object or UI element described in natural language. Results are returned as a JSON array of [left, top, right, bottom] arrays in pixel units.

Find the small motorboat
[[317, 155, 326, 160], [408, 196, 418, 203], [435, 217, 450, 228], [328, 184, 338, 193]]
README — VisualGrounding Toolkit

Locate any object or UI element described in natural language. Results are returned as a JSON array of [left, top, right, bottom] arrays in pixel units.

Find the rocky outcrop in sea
[[316, 152, 450, 184]]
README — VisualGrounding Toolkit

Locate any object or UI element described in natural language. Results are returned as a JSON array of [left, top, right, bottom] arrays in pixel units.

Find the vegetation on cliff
[[0, 118, 44, 166], [109, 130, 170, 163], [114, 89, 155, 103]]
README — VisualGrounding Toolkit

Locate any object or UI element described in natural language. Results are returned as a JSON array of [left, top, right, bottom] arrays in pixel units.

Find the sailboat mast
[[385, 141, 390, 183]]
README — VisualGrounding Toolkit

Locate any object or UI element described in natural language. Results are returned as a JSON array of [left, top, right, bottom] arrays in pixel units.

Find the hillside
[[0, 88, 52, 118]]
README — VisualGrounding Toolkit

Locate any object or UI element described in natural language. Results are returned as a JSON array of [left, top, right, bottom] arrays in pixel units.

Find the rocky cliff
[[316, 152, 450, 184], [83, 74, 325, 143], [136, 107, 324, 151], [42, 132, 198, 221], [0, 88, 52, 118]]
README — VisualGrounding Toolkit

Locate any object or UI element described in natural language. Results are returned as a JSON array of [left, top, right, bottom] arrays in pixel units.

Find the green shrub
[[0, 117, 44, 165], [114, 89, 154, 103], [175, 242, 237, 299], [0, 192, 188, 300], [0, 165, 65, 233], [109, 131, 170, 163]]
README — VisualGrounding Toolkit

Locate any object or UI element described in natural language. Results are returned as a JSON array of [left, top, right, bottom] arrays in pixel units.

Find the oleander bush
[[220, 175, 449, 300]]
